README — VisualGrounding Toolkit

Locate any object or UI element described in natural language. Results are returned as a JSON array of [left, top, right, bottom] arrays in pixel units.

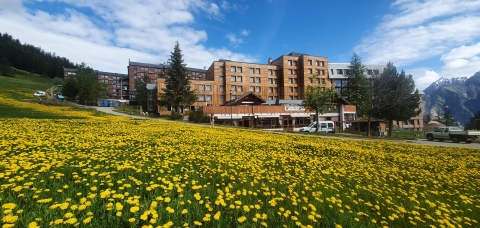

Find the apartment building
[[63, 68, 128, 99], [94, 71, 128, 99]]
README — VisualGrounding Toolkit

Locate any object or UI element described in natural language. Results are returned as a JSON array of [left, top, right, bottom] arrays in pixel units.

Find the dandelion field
[[1, 117, 479, 228]]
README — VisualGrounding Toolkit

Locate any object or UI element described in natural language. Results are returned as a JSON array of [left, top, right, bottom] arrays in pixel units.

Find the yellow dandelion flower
[[238, 216, 247, 223], [213, 211, 221, 220]]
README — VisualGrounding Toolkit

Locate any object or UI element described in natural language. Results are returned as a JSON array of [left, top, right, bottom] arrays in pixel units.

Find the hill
[[422, 71, 480, 126]]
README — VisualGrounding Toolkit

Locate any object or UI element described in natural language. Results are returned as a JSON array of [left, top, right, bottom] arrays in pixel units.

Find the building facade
[[63, 68, 128, 100]]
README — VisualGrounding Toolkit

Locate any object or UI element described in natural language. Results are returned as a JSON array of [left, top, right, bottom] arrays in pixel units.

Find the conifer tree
[[344, 53, 371, 119], [158, 41, 197, 113]]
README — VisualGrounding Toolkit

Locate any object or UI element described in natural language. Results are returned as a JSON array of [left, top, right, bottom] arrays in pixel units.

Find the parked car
[[299, 121, 335, 133], [34, 91, 46, 97]]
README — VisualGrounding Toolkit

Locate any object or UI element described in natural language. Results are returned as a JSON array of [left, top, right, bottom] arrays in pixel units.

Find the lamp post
[[445, 105, 448, 127], [230, 90, 233, 126]]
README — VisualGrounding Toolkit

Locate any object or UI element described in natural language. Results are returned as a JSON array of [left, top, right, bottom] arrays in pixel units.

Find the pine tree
[[344, 53, 371, 119], [158, 41, 197, 113]]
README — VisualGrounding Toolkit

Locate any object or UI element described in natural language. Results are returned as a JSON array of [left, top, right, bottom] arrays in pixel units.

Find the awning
[[290, 114, 311, 118], [256, 115, 280, 118], [215, 115, 243, 120]]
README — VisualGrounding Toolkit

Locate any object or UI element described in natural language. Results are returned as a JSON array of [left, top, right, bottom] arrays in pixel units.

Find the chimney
[[268, 57, 272, 65]]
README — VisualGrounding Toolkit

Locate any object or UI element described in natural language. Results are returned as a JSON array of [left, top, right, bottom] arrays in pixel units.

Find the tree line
[[0, 32, 76, 78]]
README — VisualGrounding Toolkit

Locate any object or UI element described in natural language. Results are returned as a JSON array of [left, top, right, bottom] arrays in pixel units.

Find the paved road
[[91, 106, 480, 150]]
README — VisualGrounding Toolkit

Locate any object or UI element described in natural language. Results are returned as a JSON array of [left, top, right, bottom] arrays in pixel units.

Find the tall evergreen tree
[[158, 41, 197, 113], [302, 74, 338, 132], [344, 53, 371, 119], [135, 73, 150, 107], [62, 75, 79, 99], [372, 62, 421, 136]]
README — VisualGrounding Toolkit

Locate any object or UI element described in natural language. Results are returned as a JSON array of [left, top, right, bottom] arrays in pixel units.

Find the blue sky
[[1, 0, 479, 89]]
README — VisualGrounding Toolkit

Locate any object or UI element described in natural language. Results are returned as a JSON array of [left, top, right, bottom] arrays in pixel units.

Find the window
[[315, 60, 320, 66], [289, 87, 293, 92], [231, 95, 236, 100], [220, 95, 225, 101], [268, 87, 273, 93], [250, 68, 254, 74], [238, 85, 243, 92], [268, 78, 273, 84], [237, 76, 242, 82], [293, 60, 297, 66], [140, 67, 144, 71], [268, 69, 272, 75], [293, 69, 297, 75], [199, 95, 205, 101], [231, 76, 236, 82], [321, 61, 324, 67], [199, 85, 205, 91], [293, 78, 298, 84], [256, 77, 260, 83], [274, 87, 278, 93], [219, 66, 224, 72], [268, 96, 273, 100], [288, 78, 293, 83], [231, 66, 236, 72], [274, 79, 279, 84], [206, 85, 212, 91], [250, 86, 254, 92], [367, 69, 373, 75], [316, 69, 320, 74], [238, 67, 242, 73], [145, 67, 148, 71], [250, 77, 254, 83], [206, 95, 212, 101], [140, 73, 145, 76], [288, 69, 293, 75], [256, 68, 260, 74], [308, 60, 312, 65], [294, 96, 298, 100], [321, 70, 325, 75], [273, 70, 277, 75], [331, 69, 334, 75], [316, 78, 320, 84], [220, 85, 225, 91], [373, 69, 380, 75], [289, 96, 293, 100], [294, 87, 298, 92], [256, 86, 261, 92], [288, 60, 292, 66], [336, 80, 342, 86], [219, 76, 225, 82], [231, 85, 236, 91], [337, 69, 343, 74], [321, 78, 326, 84], [308, 69, 313, 74]]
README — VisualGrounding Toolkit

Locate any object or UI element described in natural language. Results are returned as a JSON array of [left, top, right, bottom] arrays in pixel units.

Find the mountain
[[422, 72, 480, 126]]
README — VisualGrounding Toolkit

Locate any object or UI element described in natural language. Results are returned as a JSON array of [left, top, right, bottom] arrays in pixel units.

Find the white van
[[299, 121, 335, 133]]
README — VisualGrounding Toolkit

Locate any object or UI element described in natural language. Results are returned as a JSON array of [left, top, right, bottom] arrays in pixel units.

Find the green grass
[[0, 68, 56, 100]]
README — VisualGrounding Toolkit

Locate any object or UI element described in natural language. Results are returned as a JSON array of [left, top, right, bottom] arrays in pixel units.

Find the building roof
[[94, 70, 128, 78], [64, 68, 76, 72], [224, 92, 266, 106], [264, 100, 304, 105], [146, 84, 157, 90], [129, 61, 206, 73]]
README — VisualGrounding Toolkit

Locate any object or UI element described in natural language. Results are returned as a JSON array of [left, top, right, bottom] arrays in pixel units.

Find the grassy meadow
[[1, 72, 479, 228]]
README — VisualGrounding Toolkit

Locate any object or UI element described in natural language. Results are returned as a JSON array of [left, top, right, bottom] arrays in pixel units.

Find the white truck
[[299, 121, 335, 133], [426, 127, 480, 144]]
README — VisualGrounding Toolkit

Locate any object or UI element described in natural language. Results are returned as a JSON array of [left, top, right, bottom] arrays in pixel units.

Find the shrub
[[188, 111, 210, 123], [168, 111, 183, 120]]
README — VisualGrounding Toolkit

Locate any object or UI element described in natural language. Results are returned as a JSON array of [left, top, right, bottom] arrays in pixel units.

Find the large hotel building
[[65, 52, 423, 131]]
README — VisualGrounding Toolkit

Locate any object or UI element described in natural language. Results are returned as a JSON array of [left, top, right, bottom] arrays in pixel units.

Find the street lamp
[[230, 90, 233, 126], [445, 105, 448, 127]]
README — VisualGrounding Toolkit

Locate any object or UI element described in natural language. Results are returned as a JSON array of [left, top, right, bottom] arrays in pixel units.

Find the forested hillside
[[0, 32, 76, 78]]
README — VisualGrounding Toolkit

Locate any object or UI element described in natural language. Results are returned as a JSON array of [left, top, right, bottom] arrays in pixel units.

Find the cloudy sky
[[1, 0, 479, 89]]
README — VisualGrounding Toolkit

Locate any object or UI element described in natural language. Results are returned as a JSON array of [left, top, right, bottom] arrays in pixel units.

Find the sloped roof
[[224, 92, 266, 106]]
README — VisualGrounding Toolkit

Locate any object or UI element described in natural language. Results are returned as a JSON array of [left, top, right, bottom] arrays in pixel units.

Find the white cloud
[[356, 0, 480, 66], [240, 29, 250, 36], [225, 33, 243, 46], [411, 69, 441, 90], [0, 0, 256, 73]]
